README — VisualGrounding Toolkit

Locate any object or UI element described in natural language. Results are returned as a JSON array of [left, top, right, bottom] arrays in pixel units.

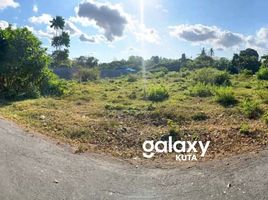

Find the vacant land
[[0, 70, 267, 162]]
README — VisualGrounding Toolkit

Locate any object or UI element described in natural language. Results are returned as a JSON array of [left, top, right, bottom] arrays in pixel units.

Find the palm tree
[[50, 16, 65, 36], [209, 48, 214, 57]]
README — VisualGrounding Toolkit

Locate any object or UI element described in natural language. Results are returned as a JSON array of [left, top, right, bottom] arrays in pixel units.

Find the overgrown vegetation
[[214, 87, 237, 107], [0, 22, 268, 161], [188, 83, 213, 97], [0, 26, 65, 100], [240, 98, 262, 119], [146, 85, 169, 102]]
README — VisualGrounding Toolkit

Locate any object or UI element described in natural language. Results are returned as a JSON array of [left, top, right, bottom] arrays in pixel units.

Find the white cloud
[[133, 24, 160, 44], [79, 33, 104, 43], [0, 0, 19, 10], [29, 13, 52, 25], [0, 20, 9, 29], [33, 4, 38, 13], [169, 24, 245, 49], [71, 0, 160, 44], [74, 0, 128, 41], [25, 25, 53, 40], [65, 21, 82, 36]]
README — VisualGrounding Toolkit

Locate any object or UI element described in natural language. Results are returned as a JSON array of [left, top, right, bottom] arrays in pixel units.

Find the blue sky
[[1, 0, 268, 62]]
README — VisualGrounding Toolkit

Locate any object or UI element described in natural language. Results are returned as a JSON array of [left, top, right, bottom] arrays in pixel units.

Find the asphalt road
[[0, 119, 267, 200]]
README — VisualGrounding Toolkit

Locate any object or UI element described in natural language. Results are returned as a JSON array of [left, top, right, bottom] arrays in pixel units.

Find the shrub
[[127, 74, 137, 82], [256, 90, 268, 104], [146, 85, 169, 102], [239, 123, 250, 135], [188, 83, 213, 97], [214, 87, 237, 106], [40, 68, 69, 97], [192, 68, 231, 86], [241, 69, 253, 76], [0, 27, 51, 99], [191, 112, 209, 121], [240, 98, 262, 119], [75, 68, 99, 82], [257, 67, 268, 80]]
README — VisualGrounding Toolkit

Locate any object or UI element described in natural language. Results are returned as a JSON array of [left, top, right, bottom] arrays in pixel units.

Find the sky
[[1, 0, 268, 62]]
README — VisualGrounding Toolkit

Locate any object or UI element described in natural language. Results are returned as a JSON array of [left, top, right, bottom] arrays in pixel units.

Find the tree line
[[1, 15, 268, 100]]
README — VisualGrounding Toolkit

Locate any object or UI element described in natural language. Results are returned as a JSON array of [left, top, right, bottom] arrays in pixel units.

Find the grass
[[214, 87, 237, 107], [0, 70, 267, 161]]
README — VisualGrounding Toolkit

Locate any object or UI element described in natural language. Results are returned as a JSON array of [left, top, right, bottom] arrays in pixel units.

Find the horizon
[[1, 0, 268, 62]]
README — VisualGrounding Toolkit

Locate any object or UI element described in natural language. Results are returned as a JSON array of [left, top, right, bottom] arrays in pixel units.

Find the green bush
[[240, 98, 262, 119], [127, 74, 138, 82], [256, 90, 268, 104], [40, 68, 69, 96], [146, 85, 169, 102], [193, 68, 231, 86], [214, 87, 237, 106], [191, 112, 209, 121], [239, 123, 250, 135], [188, 83, 213, 97], [0, 27, 50, 100], [257, 67, 268, 80], [75, 68, 99, 82]]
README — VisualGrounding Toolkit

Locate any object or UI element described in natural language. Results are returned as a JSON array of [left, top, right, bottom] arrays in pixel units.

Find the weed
[[257, 67, 268, 80], [191, 112, 209, 121], [239, 123, 250, 134], [214, 87, 237, 107], [146, 85, 169, 102], [188, 83, 213, 97], [240, 98, 262, 119]]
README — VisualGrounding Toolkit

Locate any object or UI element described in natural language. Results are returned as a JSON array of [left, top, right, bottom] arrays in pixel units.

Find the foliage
[[263, 112, 268, 125], [50, 16, 70, 67], [146, 85, 169, 102], [232, 48, 260, 73], [192, 68, 231, 86], [257, 66, 268, 80], [0, 27, 50, 99], [191, 112, 209, 121], [75, 68, 99, 82], [39, 68, 69, 96], [73, 56, 98, 68], [214, 87, 237, 106], [240, 98, 262, 119], [127, 74, 138, 82], [51, 49, 70, 67], [256, 90, 268, 104], [239, 123, 250, 135], [188, 83, 213, 97]]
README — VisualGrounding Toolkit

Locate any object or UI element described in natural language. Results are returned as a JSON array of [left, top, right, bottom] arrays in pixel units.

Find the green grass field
[[1, 70, 267, 161]]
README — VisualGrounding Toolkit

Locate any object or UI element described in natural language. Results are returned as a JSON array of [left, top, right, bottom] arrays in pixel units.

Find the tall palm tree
[[50, 16, 65, 36], [209, 48, 214, 57]]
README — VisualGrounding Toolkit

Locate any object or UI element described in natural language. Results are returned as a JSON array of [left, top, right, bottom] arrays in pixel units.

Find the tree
[[50, 16, 70, 67], [74, 56, 99, 68], [201, 48, 207, 57], [50, 16, 65, 37], [231, 48, 260, 73], [0, 27, 50, 99], [209, 48, 214, 57], [261, 55, 268, 67], [215, 58, 230, 70], [127, 55, 143, 69], [193, 49, 215, 69]]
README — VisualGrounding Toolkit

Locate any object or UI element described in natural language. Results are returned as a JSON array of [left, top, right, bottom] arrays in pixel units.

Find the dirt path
[[0, 119, 267, 200]]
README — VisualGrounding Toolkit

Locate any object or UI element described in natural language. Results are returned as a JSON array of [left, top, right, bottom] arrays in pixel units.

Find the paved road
[[0, 119, 267, 200]]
